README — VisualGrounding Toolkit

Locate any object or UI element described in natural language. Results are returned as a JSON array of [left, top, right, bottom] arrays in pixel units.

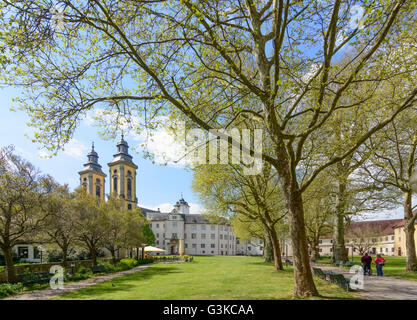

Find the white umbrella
[[144, 246, 166, 252]]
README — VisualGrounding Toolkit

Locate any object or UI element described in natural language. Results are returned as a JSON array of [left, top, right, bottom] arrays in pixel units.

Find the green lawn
[[55, 256, 360, 300], [316, 256, 417, 281]]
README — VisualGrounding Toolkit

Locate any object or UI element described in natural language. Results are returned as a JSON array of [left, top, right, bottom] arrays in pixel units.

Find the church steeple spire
[[78, 142, 106, 199], [108, 135, 138, 210]]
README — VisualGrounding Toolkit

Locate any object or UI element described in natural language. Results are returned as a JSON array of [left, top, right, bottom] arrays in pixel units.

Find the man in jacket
[[361, 253, 372, 275]]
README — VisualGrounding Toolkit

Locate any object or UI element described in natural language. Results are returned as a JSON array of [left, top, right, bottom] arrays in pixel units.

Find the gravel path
[[313, 263, 417, 300], [3, 264, 154, 300]]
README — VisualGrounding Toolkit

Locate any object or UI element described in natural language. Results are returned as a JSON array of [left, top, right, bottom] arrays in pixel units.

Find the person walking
[[361, 253, 372, 275], [375, 254, 386, 276]]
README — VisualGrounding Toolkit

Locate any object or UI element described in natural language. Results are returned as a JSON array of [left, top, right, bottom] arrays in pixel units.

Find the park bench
[[328, 273, 350, 291], [344, 261, 355, 268], [312, 267, 351, 291], [312, 267, 326, 280], [285, 259, 293, 266], [17, 272, 52, 286], [90, 265, 109, 274]]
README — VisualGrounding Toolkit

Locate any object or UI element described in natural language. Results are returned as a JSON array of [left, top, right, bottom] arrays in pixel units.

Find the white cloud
[[38, 151, 49, 159], [62, 139, 88, 159], [189, 203, 204, 215], [135, 124, 190, 168]]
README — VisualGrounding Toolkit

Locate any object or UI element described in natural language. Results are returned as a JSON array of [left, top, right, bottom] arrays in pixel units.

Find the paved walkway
[[313, 263, 417, 300], [3, 264, 154, 300]]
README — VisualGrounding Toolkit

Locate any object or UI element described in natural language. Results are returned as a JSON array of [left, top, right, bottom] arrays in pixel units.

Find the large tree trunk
[[4, 246, 17, 283], [404, 191, 417, 271], [333, 179, 348, 262], [269, 227, 283, 270], [263, 227, 273, 263], [270, 132, 318, 296], [90, 247, 97, 266], [311, 236, 320, 259], [61, 244, 68, 266], [110, 247, 117, 264], [285, 188, 318, 297]]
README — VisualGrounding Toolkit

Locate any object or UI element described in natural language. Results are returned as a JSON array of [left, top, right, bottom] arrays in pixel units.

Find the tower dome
[[174, 195, 190, 214]]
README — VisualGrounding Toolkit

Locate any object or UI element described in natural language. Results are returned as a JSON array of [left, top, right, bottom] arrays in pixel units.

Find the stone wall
[[0, 258, 112, 283]]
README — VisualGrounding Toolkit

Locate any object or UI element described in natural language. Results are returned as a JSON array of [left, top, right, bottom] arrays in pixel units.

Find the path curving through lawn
[[3, 264, 154, 300], [313, 263, 417, 300]]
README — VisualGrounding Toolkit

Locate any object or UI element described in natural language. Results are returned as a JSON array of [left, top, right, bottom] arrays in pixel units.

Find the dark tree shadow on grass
[[60, 266, 182, 299]]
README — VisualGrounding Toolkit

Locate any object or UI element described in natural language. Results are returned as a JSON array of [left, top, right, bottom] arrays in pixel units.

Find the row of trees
[[1, 0, 417, 296], [0, 146, 154, 283]]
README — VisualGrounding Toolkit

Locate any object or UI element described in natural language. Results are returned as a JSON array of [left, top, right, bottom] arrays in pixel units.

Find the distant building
[[393, 220, 417, 257], [317, 219, 404, 257], [141, 198, 239, 256]]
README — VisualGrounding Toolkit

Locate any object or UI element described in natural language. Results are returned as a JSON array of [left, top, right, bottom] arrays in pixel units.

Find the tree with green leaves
[[100, 195, 129, 263], [72, 188, 106, 266], [303, 174, 333, 259], [40, 182, 76, 265], [0, 146, 52, 282], [2, 0, 417, 296], [364, 110, 417, 271], [193, 163, 287, 270]]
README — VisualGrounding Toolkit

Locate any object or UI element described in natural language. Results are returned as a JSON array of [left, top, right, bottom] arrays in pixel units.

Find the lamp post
[[37, 245, 45, 264]]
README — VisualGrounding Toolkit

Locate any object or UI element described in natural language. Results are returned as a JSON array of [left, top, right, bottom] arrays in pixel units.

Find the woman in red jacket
[[375, 254, 386, 276]]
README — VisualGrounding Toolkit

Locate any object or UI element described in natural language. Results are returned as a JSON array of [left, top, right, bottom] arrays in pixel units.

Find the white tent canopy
[[144, 246, 166, 252]]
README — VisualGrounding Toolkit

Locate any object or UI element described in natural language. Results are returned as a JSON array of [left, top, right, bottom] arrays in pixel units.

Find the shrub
[[47, 250, 63, 263], [77, 266, 92, 275], [97, 262, 117, 273], [0, 283, 23, 299], [183, 255, 189, 262], [116, 259, 138, 271], [137, 259, 154, 265], [71, 267, 92, 282], [70, 272, 91, 281]]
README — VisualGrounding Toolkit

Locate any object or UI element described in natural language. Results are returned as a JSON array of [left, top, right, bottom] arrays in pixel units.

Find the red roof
[[346, 219, 404, 236]]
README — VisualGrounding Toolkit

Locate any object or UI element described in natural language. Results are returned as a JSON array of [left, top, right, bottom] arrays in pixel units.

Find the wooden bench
[[312, 267, 326, 280], [90, 265, 109, 274], [312, 267, 351, 291], [285, 259, 293, 266], [17, 272, 52, 286], [328, 273, 350, 291]]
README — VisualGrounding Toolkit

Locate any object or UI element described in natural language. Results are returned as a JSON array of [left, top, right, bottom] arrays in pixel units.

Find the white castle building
[[140, 198, 263, 256]]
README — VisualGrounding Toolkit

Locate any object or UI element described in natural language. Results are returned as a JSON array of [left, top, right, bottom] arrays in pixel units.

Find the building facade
[[142, 199, 239, 256], [317, 219, 403, 257]]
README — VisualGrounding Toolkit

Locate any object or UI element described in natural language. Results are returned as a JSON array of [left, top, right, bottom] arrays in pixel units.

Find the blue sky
[[0, 86, 203, 214], [0, 86, 405, 220]]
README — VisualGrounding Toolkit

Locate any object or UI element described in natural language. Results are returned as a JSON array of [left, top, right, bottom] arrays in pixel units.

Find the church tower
[[108, 135, 138, 210], [78, 143, 106, 200]]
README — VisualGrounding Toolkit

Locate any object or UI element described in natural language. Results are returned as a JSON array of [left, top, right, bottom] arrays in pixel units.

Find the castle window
[[113, 176, 118, 192], [96, 185, 101, 198], [127, 204, 132, 210], [127, 178, 132, 199]]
